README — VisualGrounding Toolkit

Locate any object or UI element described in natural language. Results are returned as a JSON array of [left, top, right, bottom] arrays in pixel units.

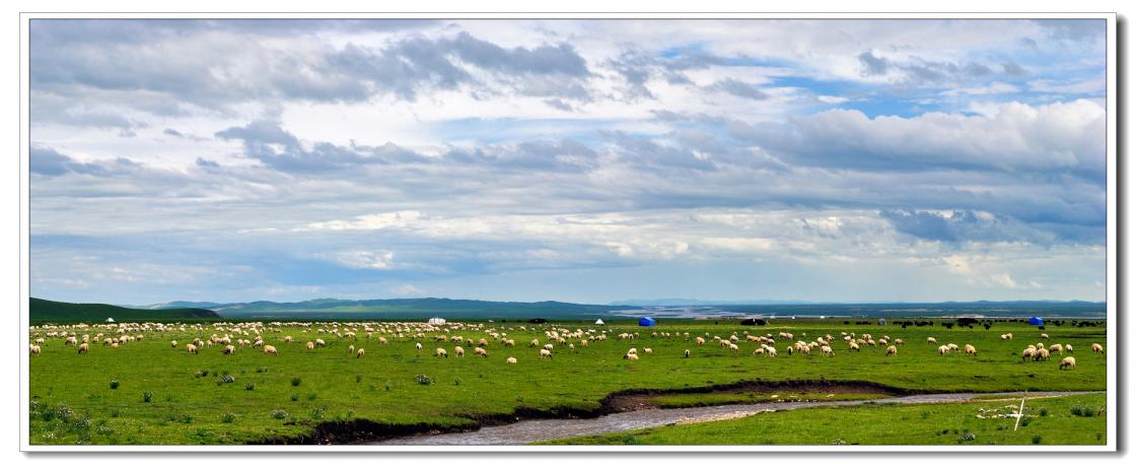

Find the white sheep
[[885, 345, 897, 356], [306, 341, 316, 350], [223, 345, 236, 355], [1022, 346, 1037, 361], [356, 348, 365, 358], [820, 345, 834, 357], [435, 347, 448, 358], [643, 347, 653, 354], [474, 347, 488, 357], [1059, 356, 1076, 370], [454, 346, 465, 357], [927, 337, 937, 344], [539, 348, 553, 359], [415, 342, 423, 351], [263, 345, 278, 355], [506, 356, 518, 365], [30, 344, 41, 355], [937, 345, 950, 356], [1091, 343, 1104, 354], [964, 344, 977, 356], [624, 353, 639, 361], [683, 349, 691, 358], [186, 343, 198, 354]]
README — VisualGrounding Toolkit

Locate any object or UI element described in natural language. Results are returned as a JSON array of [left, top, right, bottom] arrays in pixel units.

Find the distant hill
[[209, 297, 630, 320], [30, 298, 221, 323]]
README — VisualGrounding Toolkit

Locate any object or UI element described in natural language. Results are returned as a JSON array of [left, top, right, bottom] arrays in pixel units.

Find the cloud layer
[[28, 19, 1108, 304]]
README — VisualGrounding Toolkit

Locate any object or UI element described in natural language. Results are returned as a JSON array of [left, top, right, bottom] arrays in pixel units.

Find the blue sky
[[28, 19, 1107, 305]]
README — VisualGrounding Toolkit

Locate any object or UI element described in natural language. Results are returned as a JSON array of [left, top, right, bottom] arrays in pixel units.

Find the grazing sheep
[[263, 345, 278, 355], [643, 347, 653, 354], [765, 346, 777, 357], [539, 348, 553, 359], [1091, 343, 1104, 354], [454, 346, 465, 357], [347, 344, 355, 354], [696, 336, 706, 346], [627, 347, 638, 355], [885, 345, 897, 356], [624, 353, 639, 361], [223, 345, 236, 355], [1065, 344, 1073, 352], [683, 349, 691, 358], [1059, 356, 1076, 370], [820, 345, 834, 357], [315, 339, 326, 347], [474, 347, 488, 357], [964, 344, 977, 356], [530, 339, 540, 347], [927, 337, 937, 344], [284, 335, 293, 343], [848, 341, 860, 352], [543, 343, 555, 352], [170, 340, 178, 348], [186, 344, 198, 354], [356, 348, 365, 358], [1040, 333, 1049, 339], [1022, 346, 1037, 361], [894, 338, 904, 345], [1035, 347, 1051, 361], [306, 341, 316, 350], [478, 338, 489, 347], [506, 356, 518, 365], [77, 342, 89, 354], [728, 343, 739, 354], [30, 344, 41, 355], [435, 347, 448, 358], [1049, 344, 1064, 354], [938, 345, 950, 356]]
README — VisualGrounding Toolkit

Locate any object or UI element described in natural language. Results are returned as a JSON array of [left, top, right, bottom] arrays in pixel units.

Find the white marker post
[[1013, 392, 1027, 431]]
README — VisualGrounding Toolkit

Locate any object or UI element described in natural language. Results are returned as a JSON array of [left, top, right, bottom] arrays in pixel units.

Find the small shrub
[[270, 409, 288, 420], [142, 391, 154, 403], [415, 374, 433, 385], [355, 374, 363, 383], [960, 432, 976, 442], [1070, 405, 1098, 417], [1031, 435, 1042, 444], [307, 393, 317, 401], [453, 377, 462, 386], [109, 379, 119, 390], [244, 383, 255, 391], [291, 377, 302, 387], [310, 407, 326, 420], [220, 375, 236, 384], [221, 413, 237, 423], [1039, 408, 1048, 417], [290, 393, 299, 402], [384, 381, 392, 392]]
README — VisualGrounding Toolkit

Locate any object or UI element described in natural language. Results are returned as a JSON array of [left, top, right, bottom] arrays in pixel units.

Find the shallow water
[[371, 391, 1091, 445]]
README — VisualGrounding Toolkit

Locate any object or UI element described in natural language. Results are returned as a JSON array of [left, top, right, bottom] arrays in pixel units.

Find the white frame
[[17, 11, 1119, 452]]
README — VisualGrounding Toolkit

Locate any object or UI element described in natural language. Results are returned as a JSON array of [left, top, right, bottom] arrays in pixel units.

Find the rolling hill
[[29, 298, 221, 323]]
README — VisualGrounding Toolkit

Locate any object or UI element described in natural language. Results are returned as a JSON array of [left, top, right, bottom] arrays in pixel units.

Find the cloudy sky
[[29, 19, 1107, 305]]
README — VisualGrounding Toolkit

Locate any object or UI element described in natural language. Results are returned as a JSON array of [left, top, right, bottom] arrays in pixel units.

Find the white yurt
[[427, 317, 446, 325], [594, 318, 605, 325], [105, 317, 116, 323]]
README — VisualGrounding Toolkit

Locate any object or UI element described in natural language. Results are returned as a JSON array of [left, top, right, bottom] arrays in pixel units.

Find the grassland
[[28, 319, 1106, 445], [544, 392, 1108, 445]]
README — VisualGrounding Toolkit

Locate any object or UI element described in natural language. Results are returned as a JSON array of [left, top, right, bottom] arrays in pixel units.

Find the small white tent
[[105, 317, 115, 323], [594, 319, 605, 325], [427, 317, 446, 325]]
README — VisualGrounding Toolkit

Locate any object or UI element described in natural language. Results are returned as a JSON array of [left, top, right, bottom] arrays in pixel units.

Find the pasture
[[27, 318, 1107, 445]]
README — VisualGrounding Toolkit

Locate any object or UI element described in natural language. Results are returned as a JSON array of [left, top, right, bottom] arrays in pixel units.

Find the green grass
[[28, 320, 1106, 445], [544, 392, 1107, 445]]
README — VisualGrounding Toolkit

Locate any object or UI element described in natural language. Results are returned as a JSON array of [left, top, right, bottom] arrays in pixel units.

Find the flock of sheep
[[28, 320, 1105, 375]]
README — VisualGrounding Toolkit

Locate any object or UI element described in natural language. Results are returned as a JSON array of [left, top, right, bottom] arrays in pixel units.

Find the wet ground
[[370, 391, 1093, 445]]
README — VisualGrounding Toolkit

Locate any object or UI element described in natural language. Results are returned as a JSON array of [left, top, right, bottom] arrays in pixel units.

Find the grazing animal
[[186, 344, 198, 354], [356, 348, 365, 358], [938, 345, 950, 356], [1040, 334, 1049, 339], [624, 353, 639, 361], [964, 344, 977, 356], [643, 347, 653, 354], [263, 345, 278, 355], [506, 356, 517, 365], [435, 347, 448, 358], [1091, 343, 1104, 354], [284, 336, 293, 343], [1049, 344, 1064, 354], [474, 347, 488, 357], [683, 349, 691, 358], [170, 340, 178, 348], [886, 345, 897, 356], [77, 342, 89, 354], [1065, 344, 1073, 353], [454, 346, 465, 357], [1059, 356, 1076, 370], [223, 345, 236, 355], [696, 337, 706, 346], [927, 337, 937, 344], [306, 341, 316, 350], [415, 342, 423, 351], [820, 345, 834, 357], [315, 339, 326, 347], [1022, 346, 1037, 361], [30, 344, 41, 355], [1035, 347, 1051, 361], [539, 348, 553, 359]]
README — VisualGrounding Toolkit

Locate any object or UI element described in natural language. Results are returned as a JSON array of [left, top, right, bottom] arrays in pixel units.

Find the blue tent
[[1028, 316, 1044, 326], [638, 316, 657, 327]]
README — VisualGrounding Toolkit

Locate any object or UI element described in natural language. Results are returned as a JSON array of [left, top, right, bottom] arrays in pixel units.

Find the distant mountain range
[[30, 296, 1107, 323]]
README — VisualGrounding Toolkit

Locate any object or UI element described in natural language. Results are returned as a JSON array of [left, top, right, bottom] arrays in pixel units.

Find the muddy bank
[[250, 378, 924, 445]]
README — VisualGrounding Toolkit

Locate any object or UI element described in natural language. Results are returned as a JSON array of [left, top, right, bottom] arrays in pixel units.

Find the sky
[[28, 18, 1108, 305]]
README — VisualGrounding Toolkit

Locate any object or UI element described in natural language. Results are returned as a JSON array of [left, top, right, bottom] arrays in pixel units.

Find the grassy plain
[[28, 319, 1106, 445]]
